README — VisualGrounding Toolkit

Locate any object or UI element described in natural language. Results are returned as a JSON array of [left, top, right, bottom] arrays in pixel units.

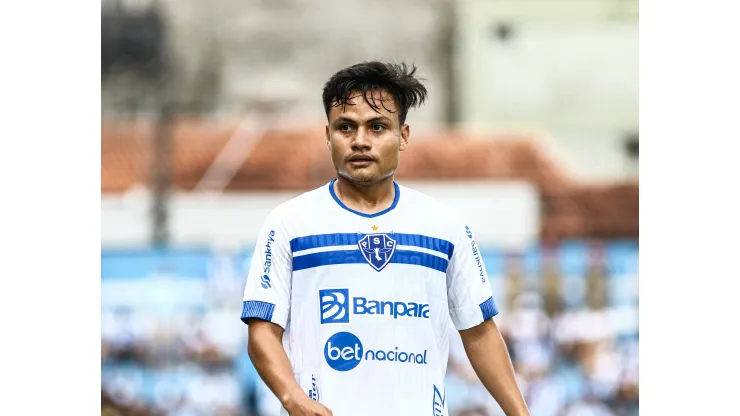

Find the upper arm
[[247, 318, 285, 342], [246, 318, 285, 361], [241, 207, 293, 329], [446, 223, 499, 331], [458, 316, 498, 345]]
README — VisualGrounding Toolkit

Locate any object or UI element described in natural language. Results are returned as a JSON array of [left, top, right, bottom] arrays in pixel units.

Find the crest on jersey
[[357, 233, 397, 272]]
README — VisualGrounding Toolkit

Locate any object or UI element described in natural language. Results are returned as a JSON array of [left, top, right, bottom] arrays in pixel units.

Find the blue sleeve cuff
[[240, 300, 276, 324], [479, 297, 499, 321]]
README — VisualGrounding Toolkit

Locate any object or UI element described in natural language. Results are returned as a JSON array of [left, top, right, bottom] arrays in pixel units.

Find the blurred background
[[100, 0, 638, 415]]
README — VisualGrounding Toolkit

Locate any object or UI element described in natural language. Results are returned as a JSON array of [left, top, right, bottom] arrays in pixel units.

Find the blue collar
[[328, 178, 400, 218]]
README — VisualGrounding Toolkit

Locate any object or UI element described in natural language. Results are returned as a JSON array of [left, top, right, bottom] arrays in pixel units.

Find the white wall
[[456, 0, 639, 182], [102, 181, 540, 250], [457, 0, 638, 129]]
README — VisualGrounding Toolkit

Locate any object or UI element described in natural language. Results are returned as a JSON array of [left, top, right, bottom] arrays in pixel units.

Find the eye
[[371, 124, 386, 132], [339, 124, 353, 132]]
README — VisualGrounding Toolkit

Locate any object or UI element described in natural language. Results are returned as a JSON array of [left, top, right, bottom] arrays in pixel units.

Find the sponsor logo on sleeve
[[263, 230, 276, 273], [260, 274, 271, 289], [260, 230, 276, 289], [465, 226, 486, 284]]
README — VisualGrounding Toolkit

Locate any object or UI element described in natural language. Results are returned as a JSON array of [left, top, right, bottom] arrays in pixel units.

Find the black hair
[[322, 61, 428, 126]]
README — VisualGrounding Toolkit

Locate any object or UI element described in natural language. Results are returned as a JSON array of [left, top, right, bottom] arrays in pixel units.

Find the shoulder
[[397, 183, 464, 227], [267, 183, 331, 223]]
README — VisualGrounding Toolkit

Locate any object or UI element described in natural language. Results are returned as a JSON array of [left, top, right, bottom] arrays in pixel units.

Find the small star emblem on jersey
[[371, 225, 379, 231]]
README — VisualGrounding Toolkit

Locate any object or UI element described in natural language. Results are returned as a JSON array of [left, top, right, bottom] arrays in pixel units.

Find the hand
[[283, 393, 333, 416]]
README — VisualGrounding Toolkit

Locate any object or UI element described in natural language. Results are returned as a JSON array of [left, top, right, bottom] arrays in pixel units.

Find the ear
[[325, 125, 331, 150], [399, 124, 410, 152]]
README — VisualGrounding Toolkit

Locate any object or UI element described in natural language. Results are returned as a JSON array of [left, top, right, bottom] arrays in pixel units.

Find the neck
[[334, 175, 396, 215]]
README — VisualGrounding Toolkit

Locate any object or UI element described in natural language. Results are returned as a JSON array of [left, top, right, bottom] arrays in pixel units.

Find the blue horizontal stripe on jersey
[[290, 233, 455, 259], [479, 296, 499, 321], [292, 249, 449, 273], [241, 300, 275, 323]]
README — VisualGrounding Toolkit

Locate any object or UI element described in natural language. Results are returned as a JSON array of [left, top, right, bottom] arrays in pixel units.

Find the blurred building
[[102, 0, 638, 182]]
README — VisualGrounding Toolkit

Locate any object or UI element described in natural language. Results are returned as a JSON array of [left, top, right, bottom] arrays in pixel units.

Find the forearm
[[247, 320, 305, 408], [460, 319, 529, 416]]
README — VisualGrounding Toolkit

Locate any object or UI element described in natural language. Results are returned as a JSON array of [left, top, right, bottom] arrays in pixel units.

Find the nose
[[350, 127, 372, 150]]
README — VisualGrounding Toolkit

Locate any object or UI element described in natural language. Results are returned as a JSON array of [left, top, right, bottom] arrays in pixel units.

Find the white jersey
[[241, 180, 498, 416]]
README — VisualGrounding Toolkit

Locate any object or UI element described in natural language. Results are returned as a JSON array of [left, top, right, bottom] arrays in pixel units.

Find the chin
[[338, 170, 379, 184], [348, 174, 377, 183]]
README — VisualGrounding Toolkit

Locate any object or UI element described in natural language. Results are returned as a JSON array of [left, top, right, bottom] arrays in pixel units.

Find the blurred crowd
[[446, 259, 638, 416], [102, 303, 251, 416], [101, 244, 638, 416]]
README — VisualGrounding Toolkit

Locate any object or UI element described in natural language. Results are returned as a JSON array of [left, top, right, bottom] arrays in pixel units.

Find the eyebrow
[[366, 116, 392, 124], [332, 116, 393, 127]]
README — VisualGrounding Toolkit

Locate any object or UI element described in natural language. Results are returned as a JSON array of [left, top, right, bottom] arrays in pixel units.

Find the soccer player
[[241, 61, 530, 416]]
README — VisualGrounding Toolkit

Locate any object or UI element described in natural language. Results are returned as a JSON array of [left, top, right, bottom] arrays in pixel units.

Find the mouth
[[347, 155, 375, 166]]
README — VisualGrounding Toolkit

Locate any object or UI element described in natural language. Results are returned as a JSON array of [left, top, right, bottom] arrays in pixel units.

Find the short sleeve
[[446, 224, 498, 330], [240, 207, 292, 329]]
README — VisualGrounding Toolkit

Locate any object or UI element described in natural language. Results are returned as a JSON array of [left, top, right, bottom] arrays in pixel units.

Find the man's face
[[326, 89, 409, 184]]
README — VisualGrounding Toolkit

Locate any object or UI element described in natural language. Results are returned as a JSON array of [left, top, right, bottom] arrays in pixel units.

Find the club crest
[[357, 233, 397, 272]]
